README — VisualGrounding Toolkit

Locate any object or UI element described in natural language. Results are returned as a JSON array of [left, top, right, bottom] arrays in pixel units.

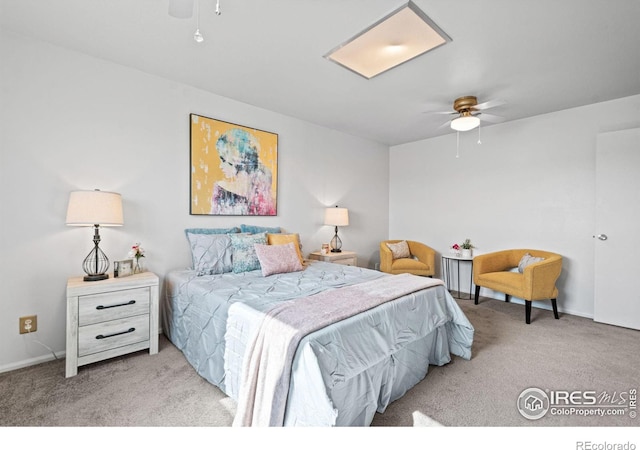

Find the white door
[[594, 128, 640, 330]]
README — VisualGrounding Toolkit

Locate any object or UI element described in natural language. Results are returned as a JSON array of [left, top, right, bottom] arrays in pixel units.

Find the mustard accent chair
[[473, 249, 562, 324], [380, 240, 436, 277]]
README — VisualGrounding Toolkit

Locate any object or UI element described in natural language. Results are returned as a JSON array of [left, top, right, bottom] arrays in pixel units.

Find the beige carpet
[[1, 296, 638, 430]]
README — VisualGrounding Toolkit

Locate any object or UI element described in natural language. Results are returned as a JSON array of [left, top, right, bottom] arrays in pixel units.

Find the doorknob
[[593, 234, 608, 241]]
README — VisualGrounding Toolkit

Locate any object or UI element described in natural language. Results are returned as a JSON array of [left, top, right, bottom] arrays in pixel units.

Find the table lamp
[[324, 206, 349, 253], [66, 189, 124, 281]]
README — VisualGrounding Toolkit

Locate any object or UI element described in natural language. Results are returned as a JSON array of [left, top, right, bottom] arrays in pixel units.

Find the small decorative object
[[114, 259, 133, 278], [321, 243, 330, 255], [460, 239, 474, 258], [128, 242, 146, 273], [450, 243, 461, 257]]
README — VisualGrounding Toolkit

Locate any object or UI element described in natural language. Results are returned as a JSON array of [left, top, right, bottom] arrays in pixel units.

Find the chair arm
[[522, 256, 562, 300], [380, 242, 394, 273], [473, 250, 517, 281], [408, 241, 435, 269]]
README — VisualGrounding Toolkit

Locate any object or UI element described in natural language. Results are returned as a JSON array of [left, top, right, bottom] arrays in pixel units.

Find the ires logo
[[549, 390, 598, 405], [518, 387, 638, 420]]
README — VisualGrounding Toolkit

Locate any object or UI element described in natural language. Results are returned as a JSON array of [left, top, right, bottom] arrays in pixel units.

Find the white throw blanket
[[233, 273, 444, 427]]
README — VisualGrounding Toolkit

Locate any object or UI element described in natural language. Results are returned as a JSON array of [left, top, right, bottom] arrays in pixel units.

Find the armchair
[[380, 240, 436, 277], [472, 249, 562, 324]]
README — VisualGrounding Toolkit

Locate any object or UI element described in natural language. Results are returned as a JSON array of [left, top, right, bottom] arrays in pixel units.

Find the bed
[[162, 229, 474, 426]]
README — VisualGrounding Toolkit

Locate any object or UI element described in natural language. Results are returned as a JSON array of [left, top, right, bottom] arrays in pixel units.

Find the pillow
[[184, 227, 240, 236], [386, 241, 411, 259], [230, 232, 268, 273], [518, 253, 545, 273], [267, 233, 304, 265], [186, 232, 233, 275], [254, 243, 304, 277], [240, 224, 281, 234]]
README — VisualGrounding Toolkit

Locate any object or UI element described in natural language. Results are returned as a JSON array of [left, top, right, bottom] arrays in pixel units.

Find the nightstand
[[65, 271, 159, 378], [308, 250, 358, 266]]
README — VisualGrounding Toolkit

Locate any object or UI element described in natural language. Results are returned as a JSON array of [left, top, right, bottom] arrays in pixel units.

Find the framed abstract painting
[[190, 113, 278, 216]]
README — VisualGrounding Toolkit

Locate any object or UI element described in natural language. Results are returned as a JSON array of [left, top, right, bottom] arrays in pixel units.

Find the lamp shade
[[324, 207, 349, 227], [66, 190, 124, 226]]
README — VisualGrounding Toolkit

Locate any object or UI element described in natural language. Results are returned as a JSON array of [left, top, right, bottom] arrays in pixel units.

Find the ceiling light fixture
[[324, 1, 451, 79], [450, 112, 480, 131]]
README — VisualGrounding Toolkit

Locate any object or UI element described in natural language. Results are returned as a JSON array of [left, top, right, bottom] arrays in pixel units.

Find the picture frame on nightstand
[[114, 259, 133, 278]]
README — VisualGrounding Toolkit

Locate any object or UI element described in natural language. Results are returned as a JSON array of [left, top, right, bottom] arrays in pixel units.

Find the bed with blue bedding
[[162, 258, 474, 427]]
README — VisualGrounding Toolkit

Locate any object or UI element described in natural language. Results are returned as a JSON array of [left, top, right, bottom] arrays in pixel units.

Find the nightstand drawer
[[78, 314, 150, 357], [78, 287, 150, 326], [332, 257, 356, 266]]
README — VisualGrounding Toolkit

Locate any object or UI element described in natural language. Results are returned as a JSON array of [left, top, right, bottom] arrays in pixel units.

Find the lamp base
[[330, 249, 342, 253], [84, 273, 109, 282]]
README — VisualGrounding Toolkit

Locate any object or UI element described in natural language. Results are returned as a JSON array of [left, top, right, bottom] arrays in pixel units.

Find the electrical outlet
[[19, 315, 37, 334]]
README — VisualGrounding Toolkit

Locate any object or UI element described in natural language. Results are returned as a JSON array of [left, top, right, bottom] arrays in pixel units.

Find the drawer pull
[[96, 300, 136, 310], [96, 327, 135, 340]]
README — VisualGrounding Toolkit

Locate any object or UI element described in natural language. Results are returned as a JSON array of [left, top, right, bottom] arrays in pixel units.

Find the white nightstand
[[65, 271, 159, 378], [308, 250, 358, 266]]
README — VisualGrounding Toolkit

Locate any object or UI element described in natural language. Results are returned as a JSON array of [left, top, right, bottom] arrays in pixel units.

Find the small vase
[[462, 249, 472, 258], [134, 258, 144, 273]]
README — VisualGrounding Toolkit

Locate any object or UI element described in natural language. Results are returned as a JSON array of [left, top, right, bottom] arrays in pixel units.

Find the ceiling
[[2, 0, 639, 146]]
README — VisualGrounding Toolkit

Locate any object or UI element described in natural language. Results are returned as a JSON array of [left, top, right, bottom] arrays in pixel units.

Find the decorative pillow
[[518, 253, 545, 273], [230, 232, 268, 273], [386, 240, 411, 259], [240, 224, 281, 234], [186, 232, 233, 275], [267, 233, 304, 265], [184, 227, 240, 236], [254, 243, 304, 277]]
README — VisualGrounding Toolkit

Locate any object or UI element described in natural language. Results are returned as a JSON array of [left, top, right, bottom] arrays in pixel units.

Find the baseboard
[[468, 287, 594, 320], [0, 351, 65, 374]]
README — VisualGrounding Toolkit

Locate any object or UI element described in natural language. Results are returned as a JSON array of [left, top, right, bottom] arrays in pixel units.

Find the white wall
[[0, 31, 389, 371], [390, 94, 640, 319]]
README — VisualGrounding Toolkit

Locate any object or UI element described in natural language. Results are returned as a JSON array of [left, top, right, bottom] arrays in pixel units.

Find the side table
[[441, 253, 474, 299], [66, 271, 159, 377], [307, 250, 357, 266]]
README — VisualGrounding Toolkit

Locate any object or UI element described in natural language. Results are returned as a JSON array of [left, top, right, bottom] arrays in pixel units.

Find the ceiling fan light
[[451, 115, 480, 131]]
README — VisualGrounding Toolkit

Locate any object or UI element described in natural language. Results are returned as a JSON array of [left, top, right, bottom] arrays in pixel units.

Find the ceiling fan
[[429, 96, 506, 131]]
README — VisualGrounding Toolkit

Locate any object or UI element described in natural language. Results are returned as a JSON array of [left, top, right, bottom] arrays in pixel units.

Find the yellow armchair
[[473, 249, 562, 324], [380, 240, 436, 277]]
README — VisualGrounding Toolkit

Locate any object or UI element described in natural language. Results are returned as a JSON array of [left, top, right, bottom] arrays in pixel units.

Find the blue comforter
[[162, 261, 474, 426]]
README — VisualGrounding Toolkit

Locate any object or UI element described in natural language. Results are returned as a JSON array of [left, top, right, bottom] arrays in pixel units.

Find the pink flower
[[452, 244, 460, 250]]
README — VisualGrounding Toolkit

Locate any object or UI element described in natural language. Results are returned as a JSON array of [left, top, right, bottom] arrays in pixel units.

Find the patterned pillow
[[230, 232, 268, 273], [518, 253, 545, 273], [386, 240, 411, 259], [254, 243, 304, 277], [186, 232, 233, 275], [267, 233, 304, 265]]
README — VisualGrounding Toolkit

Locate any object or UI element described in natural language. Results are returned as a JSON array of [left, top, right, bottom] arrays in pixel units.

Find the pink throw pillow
[[254, 242, 304, 277]]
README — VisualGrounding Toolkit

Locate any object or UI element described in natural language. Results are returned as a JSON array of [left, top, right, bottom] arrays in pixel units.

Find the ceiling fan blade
[[168, 0, 194, 18], [474, 99, 506, 110], [423, 110, 456, 115], [437, 119, 452, 129], [478, 113, 505, 123]]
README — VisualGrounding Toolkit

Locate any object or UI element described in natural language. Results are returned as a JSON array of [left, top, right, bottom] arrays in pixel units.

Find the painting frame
[[189, 113, 278, 216]]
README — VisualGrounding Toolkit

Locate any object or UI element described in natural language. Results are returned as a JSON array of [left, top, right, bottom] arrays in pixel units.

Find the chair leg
[[525, 301, 532, 324], [474, 286, 480, 305], [505, 294, 510, 303], [551, 298, 559, 319]]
